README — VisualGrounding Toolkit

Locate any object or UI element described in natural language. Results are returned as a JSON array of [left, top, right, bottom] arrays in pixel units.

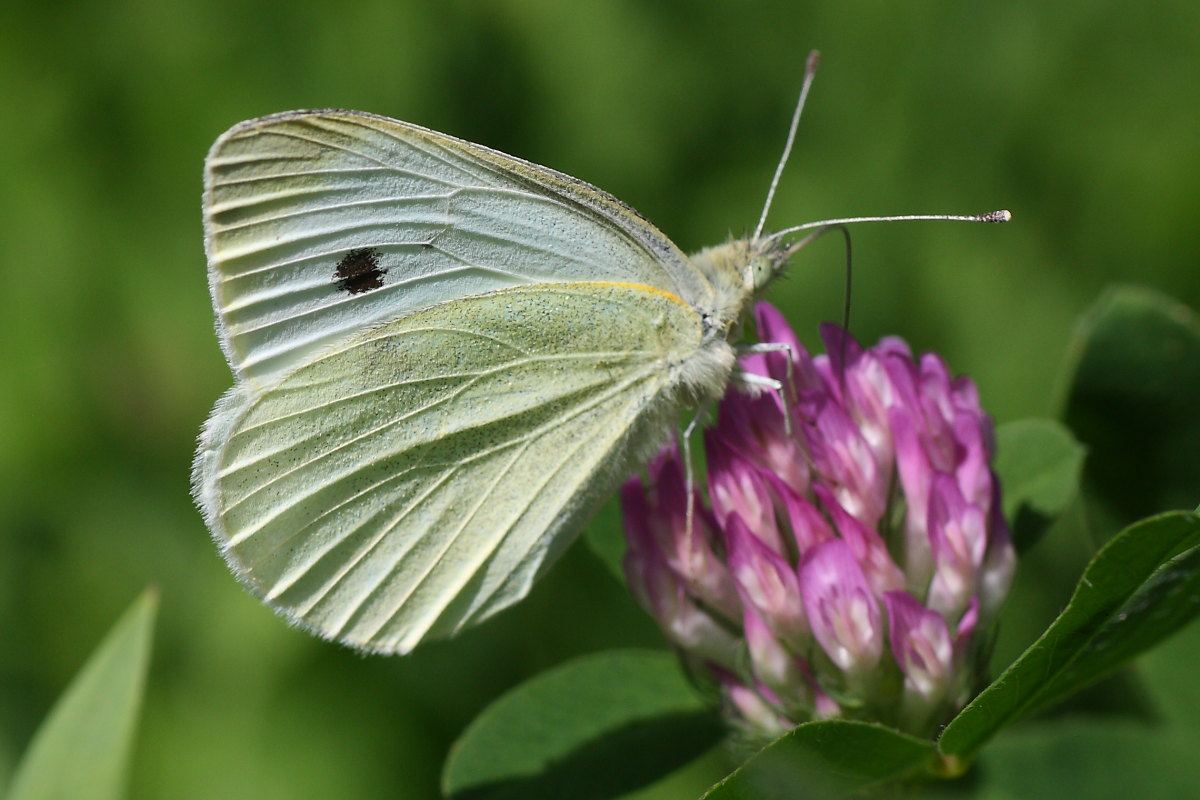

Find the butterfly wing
[[204, 110, 716, 387], [194, 282, 707, 653]]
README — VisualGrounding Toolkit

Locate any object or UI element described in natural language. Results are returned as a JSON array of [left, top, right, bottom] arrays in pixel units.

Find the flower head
[[622, 304, 1014, 738]]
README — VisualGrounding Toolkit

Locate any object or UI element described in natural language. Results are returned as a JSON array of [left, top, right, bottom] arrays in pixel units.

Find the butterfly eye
[[748, 255, 774, 291]]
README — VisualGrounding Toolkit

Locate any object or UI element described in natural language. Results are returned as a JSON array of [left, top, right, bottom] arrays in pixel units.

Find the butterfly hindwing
[[194, 282, 704, 653]]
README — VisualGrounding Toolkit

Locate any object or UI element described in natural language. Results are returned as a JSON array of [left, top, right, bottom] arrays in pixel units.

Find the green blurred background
[[2, 1, 1198, 797]]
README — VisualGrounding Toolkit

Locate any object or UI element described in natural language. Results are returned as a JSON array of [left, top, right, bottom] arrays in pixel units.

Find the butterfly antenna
[[753, 50, 822, 241], [771, 209, 1011, 258]]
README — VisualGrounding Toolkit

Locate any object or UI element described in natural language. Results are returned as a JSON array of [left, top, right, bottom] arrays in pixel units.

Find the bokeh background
[[2, 1, 1198, 798]]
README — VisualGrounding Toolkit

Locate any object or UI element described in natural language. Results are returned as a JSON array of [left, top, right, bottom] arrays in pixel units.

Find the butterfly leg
[[733, 342, 796, 435], [679, 403, 714, 546]]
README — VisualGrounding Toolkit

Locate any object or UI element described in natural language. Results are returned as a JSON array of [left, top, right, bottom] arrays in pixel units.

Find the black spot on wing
[[334, 248, 386, 295]]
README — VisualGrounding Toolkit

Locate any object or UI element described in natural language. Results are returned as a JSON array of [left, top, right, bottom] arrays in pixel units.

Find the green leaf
[[1062, 287, 1200, 529], [442, 650, 723, 800], [700, 720, 935, 800], [993, 418, 1086, 553], [938, 511, 1200, 759], [7, 589, 158, 800]]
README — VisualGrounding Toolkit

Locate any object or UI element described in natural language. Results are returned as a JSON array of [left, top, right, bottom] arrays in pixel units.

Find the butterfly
[[192, 53, 1006, 654]]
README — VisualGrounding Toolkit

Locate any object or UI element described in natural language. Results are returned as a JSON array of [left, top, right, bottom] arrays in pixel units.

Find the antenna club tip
[[981, 209, 1012, 223], [806, 50, 821, 73]]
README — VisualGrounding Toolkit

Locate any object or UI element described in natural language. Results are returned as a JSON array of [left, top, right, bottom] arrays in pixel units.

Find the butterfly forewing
[[204, 111, 713, 386], [195, 282, 704, 653]]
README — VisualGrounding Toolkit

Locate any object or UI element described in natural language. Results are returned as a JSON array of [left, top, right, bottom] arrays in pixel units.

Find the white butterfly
[[193, 54, 1006, 654]]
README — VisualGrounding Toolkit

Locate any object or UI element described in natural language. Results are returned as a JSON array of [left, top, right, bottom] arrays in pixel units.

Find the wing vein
[[234, 364, 660, 611], [328, 367, 662, 643], [224, 350, 652, 523]]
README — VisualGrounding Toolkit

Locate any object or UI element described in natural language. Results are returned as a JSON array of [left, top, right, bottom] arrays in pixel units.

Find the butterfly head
[[688, 235, 793, 338]]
